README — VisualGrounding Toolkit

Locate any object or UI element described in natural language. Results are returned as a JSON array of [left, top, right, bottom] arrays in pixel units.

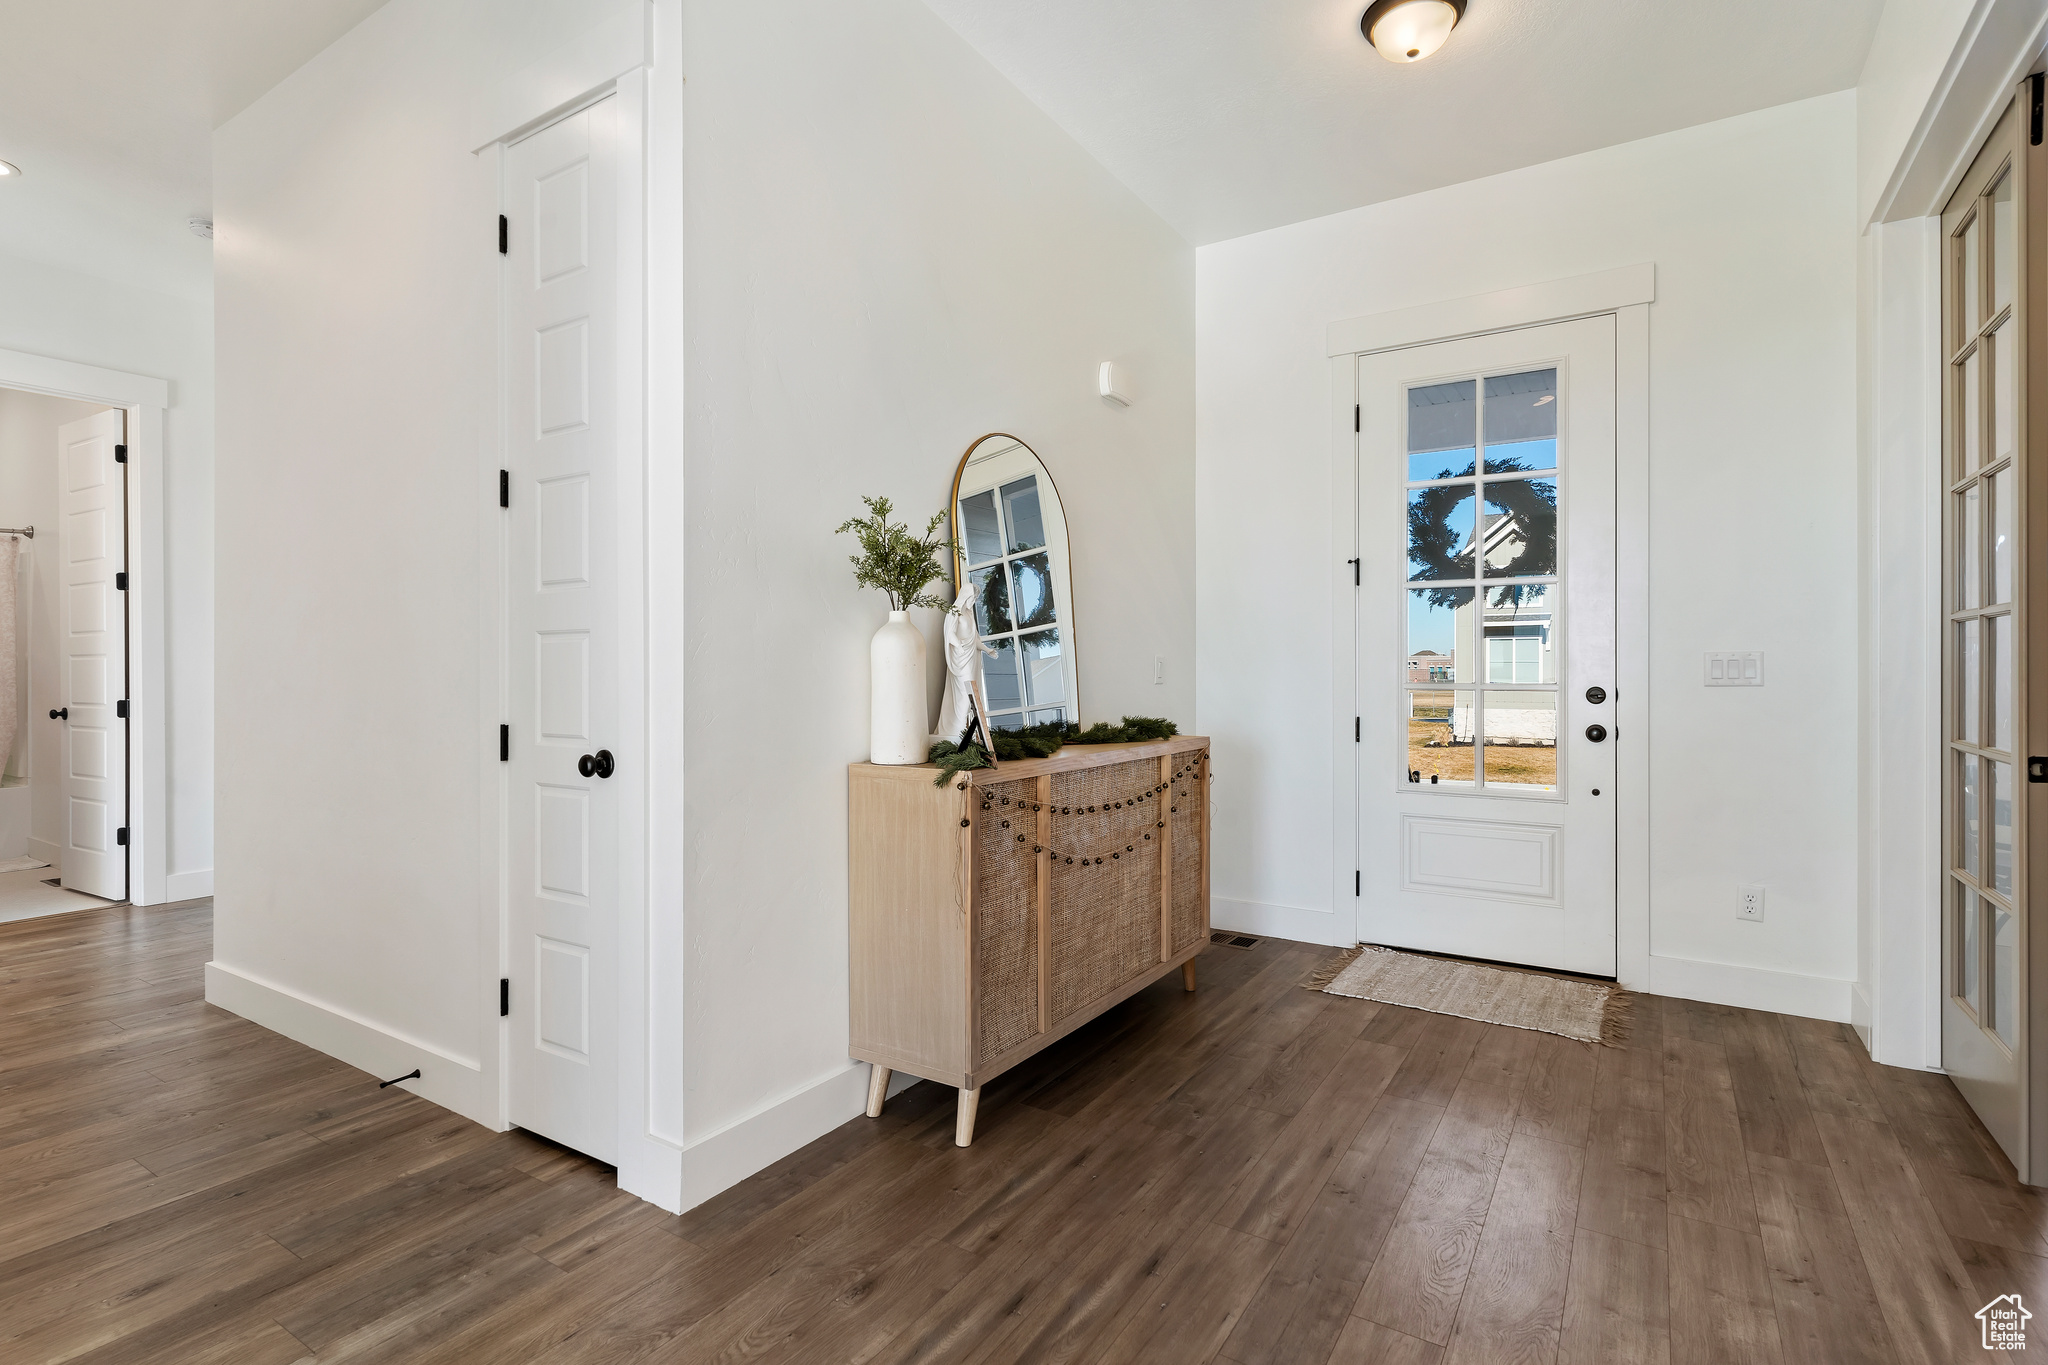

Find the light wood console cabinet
[[849, 737, 1211, 1145]]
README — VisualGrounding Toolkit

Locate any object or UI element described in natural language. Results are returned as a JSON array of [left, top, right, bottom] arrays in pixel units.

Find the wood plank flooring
[[0, 901, 2034, 1362]]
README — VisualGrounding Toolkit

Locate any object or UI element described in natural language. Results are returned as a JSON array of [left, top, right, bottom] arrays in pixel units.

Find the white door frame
[[474, 53, 676, 1205], [0, 345, 170, 906], [1327, 265, 1654, 988]]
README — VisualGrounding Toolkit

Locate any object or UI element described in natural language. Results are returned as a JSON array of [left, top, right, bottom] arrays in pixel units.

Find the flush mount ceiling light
[[0, 160, 19, 178], [1361, 0, 1465, 63]]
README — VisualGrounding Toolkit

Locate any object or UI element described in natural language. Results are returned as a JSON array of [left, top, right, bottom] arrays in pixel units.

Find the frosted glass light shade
[[1363, 0, 1464, 63]]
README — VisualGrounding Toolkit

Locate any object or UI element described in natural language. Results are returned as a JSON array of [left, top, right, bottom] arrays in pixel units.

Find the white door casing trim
[[1330, 278, 1653, 989], [477, 41, 678, 1207], [0, 345, 172, 906]]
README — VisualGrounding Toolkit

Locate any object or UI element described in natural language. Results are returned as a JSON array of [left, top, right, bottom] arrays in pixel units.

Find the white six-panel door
[[56, 409, 127, 901], [504, 99, 619, 1161], [1356, 316, 1618, 976]]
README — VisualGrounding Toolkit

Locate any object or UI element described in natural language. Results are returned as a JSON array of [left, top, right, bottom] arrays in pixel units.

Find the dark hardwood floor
[[1, 900, 2036, 1363]]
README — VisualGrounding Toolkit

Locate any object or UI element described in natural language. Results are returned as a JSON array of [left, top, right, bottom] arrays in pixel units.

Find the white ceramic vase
[[870, 611, 928, 765]]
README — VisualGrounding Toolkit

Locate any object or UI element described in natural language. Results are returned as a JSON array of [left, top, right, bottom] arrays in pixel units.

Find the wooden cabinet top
[[850, 736, 1210, 787]]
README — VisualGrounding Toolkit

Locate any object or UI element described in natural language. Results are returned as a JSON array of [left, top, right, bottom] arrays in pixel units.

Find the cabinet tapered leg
[[1183, 959, 1198, 992], [955, 1086, 980, 1147], [866, 1065, 891, 1118]]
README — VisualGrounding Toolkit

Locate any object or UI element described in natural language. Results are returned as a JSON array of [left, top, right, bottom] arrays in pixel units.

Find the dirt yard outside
[[1405, 699, 1557, 788]]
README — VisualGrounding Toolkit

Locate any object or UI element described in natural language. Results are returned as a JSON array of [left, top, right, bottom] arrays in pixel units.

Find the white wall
[[0, 389, 99, 853], [1196, 93, 1860, 1019], [0, 253, 213, 891], [665, 0, 1194, 1203]]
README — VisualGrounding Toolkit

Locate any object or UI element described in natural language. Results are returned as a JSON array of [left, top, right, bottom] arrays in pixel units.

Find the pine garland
[[926, 716, 1179, 785]]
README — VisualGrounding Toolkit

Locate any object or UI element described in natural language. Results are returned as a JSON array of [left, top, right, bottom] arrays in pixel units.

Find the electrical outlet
[[1739, 885, 1765, 921], [1153, 655, 1165, 685]]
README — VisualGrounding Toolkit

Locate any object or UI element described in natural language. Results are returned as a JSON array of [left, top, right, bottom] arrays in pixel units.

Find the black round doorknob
[[1585, 724, 1608, 743], [578, 749, 615, 779], [49, 707, 66, 720], [1585, 686, 1607, 705]]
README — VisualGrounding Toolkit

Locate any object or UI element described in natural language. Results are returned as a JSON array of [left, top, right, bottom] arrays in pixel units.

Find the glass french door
[[1355, 315, 1618, 976], [1942, 94, 2030, 1174]]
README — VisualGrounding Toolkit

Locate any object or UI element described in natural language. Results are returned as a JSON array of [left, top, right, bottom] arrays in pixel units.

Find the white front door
[[1355, 316, 1617, 975], [504, 98, 619, 1161], [56, 409, 127, 901]]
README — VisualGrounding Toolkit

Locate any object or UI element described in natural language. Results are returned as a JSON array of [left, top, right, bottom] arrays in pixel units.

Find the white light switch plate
[[1705, 651, 1764, 686]]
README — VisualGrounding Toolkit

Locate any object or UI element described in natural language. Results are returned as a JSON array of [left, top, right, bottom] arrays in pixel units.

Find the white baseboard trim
[[165, 868, 213, 901], [27, 837, 58, 872], [204, 961, 488, 1125], [1850, 981, 1874, 1050], [678, 1060, 919, 1213], [1211, 896, 1346, 947], [1647, 954, 1854, 1023]]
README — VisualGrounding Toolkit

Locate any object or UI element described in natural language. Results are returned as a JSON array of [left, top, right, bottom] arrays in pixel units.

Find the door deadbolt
[[2031, 756, 2048, 784], [1585, 686, 1607, 705], [578, 749, 615, 779], [1585, 724, 1608, 743]]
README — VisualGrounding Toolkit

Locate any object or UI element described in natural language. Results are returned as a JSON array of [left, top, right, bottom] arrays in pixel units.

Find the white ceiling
[[922, 0, 1888, 245], [0, 0, 389, 301]]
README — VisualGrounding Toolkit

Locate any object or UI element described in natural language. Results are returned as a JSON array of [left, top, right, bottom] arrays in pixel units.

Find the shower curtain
[[0, 535, 20, 778]]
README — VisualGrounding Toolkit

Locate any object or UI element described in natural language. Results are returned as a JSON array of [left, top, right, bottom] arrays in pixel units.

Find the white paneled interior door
[[1355, 316, 1617, 975], [504, 98, 619, 1162], [56, 408, 127, 901]]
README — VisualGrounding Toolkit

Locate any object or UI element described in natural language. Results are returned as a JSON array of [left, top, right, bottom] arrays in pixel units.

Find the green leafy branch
[[835, 495, 958, 611]]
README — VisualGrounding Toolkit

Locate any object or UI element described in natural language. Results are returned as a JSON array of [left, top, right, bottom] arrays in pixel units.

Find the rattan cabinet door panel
[[1048, 758, 1163, 1024], [976, 778, 1041, 1060], [1170, 755, 1207, 954]]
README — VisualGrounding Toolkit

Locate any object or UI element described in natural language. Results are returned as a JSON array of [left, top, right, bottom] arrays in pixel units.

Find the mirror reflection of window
[[957, 469, 1068, 731]]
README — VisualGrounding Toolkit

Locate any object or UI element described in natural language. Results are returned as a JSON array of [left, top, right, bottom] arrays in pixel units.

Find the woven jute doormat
[[1309, 944, 1629, 1045]]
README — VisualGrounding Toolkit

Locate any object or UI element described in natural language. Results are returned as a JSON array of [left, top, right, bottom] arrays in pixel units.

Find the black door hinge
[[1355, 716, 1361, 742], [1354, 404, 1361, 433], [113, 444, 127, 464], [116, 700, 127, 719], [498, 215, 509, 254], [499, 724, 509, 762], [116, 827, 128, 846], [500, 978, 511, 1016], [1348, 557, 1360, 586], [499, 469, 510, 508], [114, 572, 127, 591], [1355, 870, 1361, 897], [2032, 73, 2044, 146]]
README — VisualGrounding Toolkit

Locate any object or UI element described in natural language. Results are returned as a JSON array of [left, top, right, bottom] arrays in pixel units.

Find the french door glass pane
[[1993, 467, 2014, 602], [1994, 322, 2016, 462], [1963, 348, 1982, 475], [969, 565, 1011, 635], [1018, 628, 1063, 706], [1408, 487, 1478, 580], [1994, 760, 2014, 894], [1404, 688, 1471, 784], [1995, 905, 2018, 1047], [1963, 753, 1981, 879], [1481, 691, 1557, 788], [960, 490, 1002, 564], [1408, 588, 1473, 682], [1407, 379, 1477, 482], [1481, 369, 1557, 472], [1964, 217, 1982, 333], [1994, 614, 2013, 752], [1962, 882, 1982, 1011], [1994, 170, 2016, 316], [1962, 482, 1982, 608], [1481, 478, 1557, 577], [982, 638, 1021, 713], [1008, 552, 1055, 629], [1000, 477, 1046, 553], [1962, 619, 1981, 743]]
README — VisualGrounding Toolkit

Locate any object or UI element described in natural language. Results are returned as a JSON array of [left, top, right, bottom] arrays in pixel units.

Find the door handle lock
[[2030, 756, 2048, 784], [1585, 686, 1607, 705], [1585, 724, 1608, 743], [578, 749, 615, 779], [48, 708, 65, 720]]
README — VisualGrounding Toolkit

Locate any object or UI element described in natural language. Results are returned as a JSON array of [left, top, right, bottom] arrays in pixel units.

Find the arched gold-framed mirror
[[947, 434, 1079, 730]]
